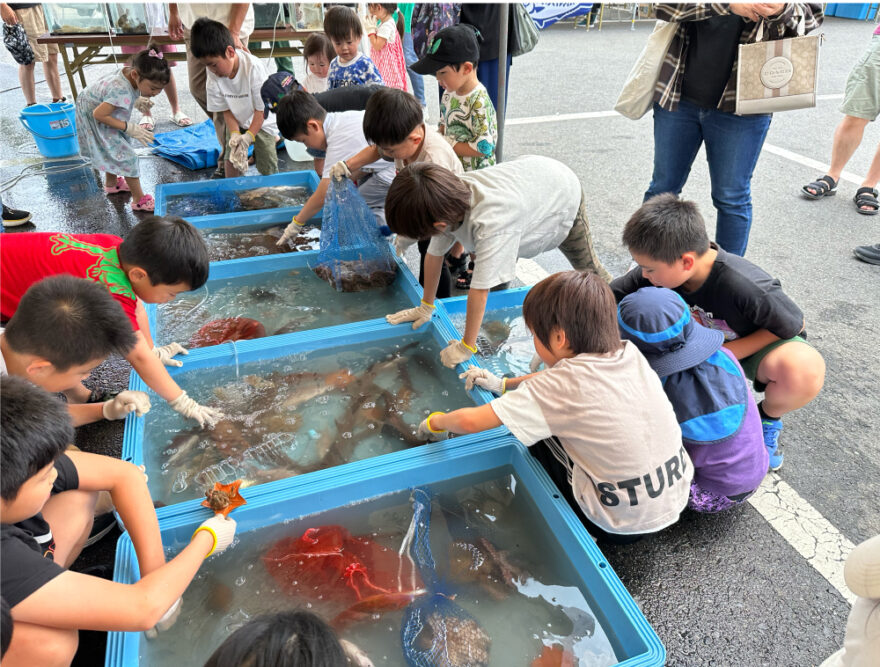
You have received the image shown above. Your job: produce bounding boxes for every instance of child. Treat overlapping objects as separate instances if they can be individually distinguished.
[327,87,462,297]
[384,159,612,368]
[190,17,278,178]
[617,287,768,513]
[203,610,372,667]
[418,271,690,542]
[0,217,223,428]
[1,275,151,427]
[75,48,169,212]
[412,24,496,172]
[323,6,384,89]
[366,4,409,91]
[0,376,237,665]
[302,32,335,94]
[275,90,396,243]
[610,194,826,470]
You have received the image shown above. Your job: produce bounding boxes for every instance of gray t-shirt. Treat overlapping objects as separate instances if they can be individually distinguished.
[426,156,582,290]
[490,342,692,535]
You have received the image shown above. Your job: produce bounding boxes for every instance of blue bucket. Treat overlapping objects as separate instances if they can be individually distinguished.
[19,102,79,158]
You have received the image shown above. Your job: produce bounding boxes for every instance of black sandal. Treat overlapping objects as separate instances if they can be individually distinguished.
[801,175,837,200]
[455,261,475,290]
[853,187,879,216]
[445,252,468,273]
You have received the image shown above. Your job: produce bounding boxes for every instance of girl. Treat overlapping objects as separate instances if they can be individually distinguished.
[302,32,335,94]
[366,4,409,91]
[75,49,169,212]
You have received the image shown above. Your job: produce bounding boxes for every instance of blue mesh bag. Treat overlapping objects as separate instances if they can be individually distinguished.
[314,178,398,292]
[400,489,491,667]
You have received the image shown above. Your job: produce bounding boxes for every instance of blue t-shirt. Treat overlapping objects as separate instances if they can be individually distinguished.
[662,348,767,496]
[327,54,384,89]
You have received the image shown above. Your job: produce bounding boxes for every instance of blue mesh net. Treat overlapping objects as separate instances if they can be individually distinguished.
[401,489,492,667]
[314,178,398,292]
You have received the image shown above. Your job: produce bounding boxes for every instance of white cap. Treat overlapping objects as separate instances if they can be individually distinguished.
[844,534,880,599]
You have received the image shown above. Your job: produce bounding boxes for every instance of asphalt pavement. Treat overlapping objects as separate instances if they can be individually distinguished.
[1,15,878,667]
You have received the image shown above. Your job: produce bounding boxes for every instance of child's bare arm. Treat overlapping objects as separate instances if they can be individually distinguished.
[246,108,265,136]
[428,404,502,435]
[135,300,154,348]
[296,177,329,224]
[342,145,381,173]
[368,34,388,50]
[723,328,780,360]
[92,102,126,130]
[451,142,484,158]
[67,403,107,427]
[502,372,544,391]
[10,531,215,632]
[222,109,239,137]
[421,253,445,305]
[126,333,185,402]
[66,450,165,577]
[463,288,489,348]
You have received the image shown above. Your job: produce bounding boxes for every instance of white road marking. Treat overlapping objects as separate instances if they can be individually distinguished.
[506,110,621,126]
[513,258,856,603]
[762,143,865,185]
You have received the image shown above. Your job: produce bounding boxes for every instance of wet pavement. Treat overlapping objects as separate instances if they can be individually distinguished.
[2,16,878,667]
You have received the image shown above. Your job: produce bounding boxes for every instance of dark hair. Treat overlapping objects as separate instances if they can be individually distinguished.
[323,5,362,42]
[369,4,404,37]
[1,597,10,657]
[385,162,471,239]
[202,611,347,667]
[0,376,72,501]
[363,87,423,146]
[622,194,710,264]
[303,32,335,64]
[117,216,209,289]
[523,271,622,356]
[190,17,234,59]
[276,89,327,140]
[130,48,171,85]
[4,276,136,371]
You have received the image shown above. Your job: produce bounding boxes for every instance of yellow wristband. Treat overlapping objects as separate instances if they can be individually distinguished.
[460,340,477,354]
[292,216,304,227]
[501,377,507,394]
[426,411,447,434]
[420,300,435,309]
[192,525,218,558]
[246,130,255,141]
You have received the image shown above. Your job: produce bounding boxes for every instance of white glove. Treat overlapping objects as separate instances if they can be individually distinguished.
[192,514,237,557]
[169,391,224,428]
[459,366,506,395]
[102,390,152,420]
[125,121,154,147]
[416,412,450,442]
[152,342,189,367]
[276,216,304,246]
[228,131,253,174]
[386,300,434,329]
[134,96,154,114]
[529,353,544,374]
[393,234,417,258]
[144,597,181,639]
[329,160,351,181]
[362,13,378,35]
[440,340,477,369]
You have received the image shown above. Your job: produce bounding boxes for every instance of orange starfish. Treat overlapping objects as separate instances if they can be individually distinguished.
[201,480,247,517]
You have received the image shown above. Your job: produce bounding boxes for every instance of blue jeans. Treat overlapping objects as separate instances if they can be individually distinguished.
[476,55,513,115]
[402,32,426,105]
[646,100,772,256]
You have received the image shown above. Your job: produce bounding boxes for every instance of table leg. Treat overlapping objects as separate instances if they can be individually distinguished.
[73,45,87,88]
[60,45,78,101]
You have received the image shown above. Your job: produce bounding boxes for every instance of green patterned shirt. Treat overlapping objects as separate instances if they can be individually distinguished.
[439,82,498,171]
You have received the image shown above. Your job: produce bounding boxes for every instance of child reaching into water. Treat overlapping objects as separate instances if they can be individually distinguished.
[75,48,169,212]
[302,32,335,94]
[365,4,409,91]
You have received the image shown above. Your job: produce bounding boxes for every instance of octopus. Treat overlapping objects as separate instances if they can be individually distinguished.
[313,260,397,293]
[188,317,267,348]
[414,613,491,667]
[448,537,529,601]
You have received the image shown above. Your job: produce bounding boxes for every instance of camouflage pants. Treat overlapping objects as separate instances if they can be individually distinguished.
[558,189,612,283]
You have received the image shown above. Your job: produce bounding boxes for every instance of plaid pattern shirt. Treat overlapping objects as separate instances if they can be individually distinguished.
[654,3,823,113]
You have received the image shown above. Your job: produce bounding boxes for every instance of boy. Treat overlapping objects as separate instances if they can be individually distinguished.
[610,194,826,470]
[191,17,278,178]
[417,272,690,542]
[0,217,223,427]
[323,6,383,89]
[0,376,236,666]
[384,159,612,368]
[1,276,150,427]
[327,86,463,297]
[261,70,383,116]
[412,24,497,172]
[275,90,396,244]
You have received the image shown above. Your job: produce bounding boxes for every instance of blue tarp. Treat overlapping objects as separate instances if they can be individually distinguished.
[152,119,221,170]
[524,3,593,29]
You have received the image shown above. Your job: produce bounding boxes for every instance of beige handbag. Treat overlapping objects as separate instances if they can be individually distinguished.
[735,15,822,115]
[614,20,678,120]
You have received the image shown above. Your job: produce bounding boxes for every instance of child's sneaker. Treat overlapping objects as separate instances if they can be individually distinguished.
[762,418,784,471]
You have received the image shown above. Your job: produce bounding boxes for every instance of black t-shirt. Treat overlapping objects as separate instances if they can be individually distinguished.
[459,4,520,62]
[1,455,78,607]
[681,14,746,109]
[313,85,383,113]
[610,244,805,342]
[8,4,40,10]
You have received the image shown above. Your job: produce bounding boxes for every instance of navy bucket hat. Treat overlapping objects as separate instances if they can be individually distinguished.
[617,287,724,377]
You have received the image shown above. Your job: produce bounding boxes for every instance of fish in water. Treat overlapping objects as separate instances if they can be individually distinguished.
[236,186,309,210]
[331,589,428,629]
[314,260,397,293]
[202,225,319,262]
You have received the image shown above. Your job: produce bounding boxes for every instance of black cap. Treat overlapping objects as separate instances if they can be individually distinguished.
[260,72,301,116]
[411,24,481,75]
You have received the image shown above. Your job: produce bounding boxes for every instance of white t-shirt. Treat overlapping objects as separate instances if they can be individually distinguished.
[376,17,397,41]
[178,3,254,41]
[207,50,277,135]
[490,342,691,535]
[394,126,463,175]
[303,72,329,94]
[321,111,395,179]
[426,156,582,290]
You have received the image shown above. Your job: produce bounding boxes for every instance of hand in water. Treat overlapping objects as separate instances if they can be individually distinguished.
[459,366,506,395]
[153,342,189,367]
[386,300,434,329]
[169,391,224,428]
[439,340,476,368]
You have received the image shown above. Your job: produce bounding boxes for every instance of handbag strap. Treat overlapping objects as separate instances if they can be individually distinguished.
[755,11,805,42]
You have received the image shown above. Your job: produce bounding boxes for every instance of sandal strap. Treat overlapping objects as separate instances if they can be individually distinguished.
[854,186,878,198]
[805,175,836,192]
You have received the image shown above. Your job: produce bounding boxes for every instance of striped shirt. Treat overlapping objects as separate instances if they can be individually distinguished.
[653,3,823,113]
